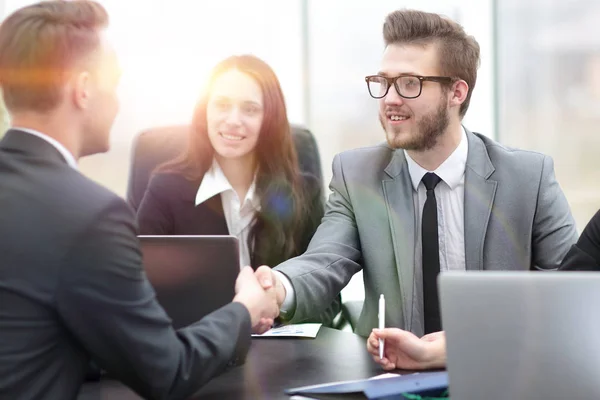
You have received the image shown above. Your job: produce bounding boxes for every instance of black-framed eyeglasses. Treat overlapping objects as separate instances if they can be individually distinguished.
[365,74,453,99]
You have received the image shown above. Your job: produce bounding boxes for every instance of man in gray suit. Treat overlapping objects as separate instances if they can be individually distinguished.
[259,9,578,369]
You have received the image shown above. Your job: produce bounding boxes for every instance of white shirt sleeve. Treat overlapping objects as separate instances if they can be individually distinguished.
[272,270,296,315]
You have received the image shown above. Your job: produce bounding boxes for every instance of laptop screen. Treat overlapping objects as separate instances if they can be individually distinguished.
[139,235,239,329]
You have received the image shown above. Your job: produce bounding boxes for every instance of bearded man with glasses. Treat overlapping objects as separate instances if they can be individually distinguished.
[256,8,577,371]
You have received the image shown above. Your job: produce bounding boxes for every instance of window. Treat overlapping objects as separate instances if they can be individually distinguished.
[496,0,600,230]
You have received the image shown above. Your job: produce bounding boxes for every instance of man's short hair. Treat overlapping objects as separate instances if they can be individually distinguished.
[383,9,480,117]
[0,1,108,112]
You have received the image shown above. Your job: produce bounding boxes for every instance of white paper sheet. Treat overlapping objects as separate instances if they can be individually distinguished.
[251,323,322,338]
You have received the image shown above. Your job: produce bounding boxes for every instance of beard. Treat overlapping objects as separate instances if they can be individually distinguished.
[380,99,450,151]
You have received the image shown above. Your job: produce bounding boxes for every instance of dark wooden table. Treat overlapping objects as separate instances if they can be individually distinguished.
[78,327,387,399]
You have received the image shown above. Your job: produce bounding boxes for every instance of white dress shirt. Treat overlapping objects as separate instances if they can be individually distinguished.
[13,127,78,169]
[405,128,468,334]
[195,160,260,269]
[279,128,469,320]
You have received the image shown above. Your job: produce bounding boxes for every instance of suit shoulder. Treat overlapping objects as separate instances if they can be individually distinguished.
[475,133,549,166]
[333,143,395,180]
[36,167,134,234]
[60,169,129,214]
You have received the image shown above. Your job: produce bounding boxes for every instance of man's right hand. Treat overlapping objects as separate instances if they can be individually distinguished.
[254,265,286,306]
[233,266,279,334]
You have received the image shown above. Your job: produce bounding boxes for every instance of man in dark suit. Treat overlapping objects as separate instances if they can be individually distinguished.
[0,2,278,399]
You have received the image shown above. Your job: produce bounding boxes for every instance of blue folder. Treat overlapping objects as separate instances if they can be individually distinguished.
[284,371,448,399]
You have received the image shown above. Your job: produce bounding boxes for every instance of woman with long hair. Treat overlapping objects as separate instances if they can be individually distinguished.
[136,55,339,325]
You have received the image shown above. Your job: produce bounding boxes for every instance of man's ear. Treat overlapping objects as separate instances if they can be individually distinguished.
[72,71,91,110]
[449,79,469,110]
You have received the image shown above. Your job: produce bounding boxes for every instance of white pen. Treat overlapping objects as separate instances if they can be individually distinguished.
[378,294,385,359]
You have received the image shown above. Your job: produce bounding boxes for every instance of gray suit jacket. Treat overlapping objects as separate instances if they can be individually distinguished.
[275,129,578,337]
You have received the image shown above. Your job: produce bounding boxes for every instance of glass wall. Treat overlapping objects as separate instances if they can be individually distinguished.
[496,0,600,230]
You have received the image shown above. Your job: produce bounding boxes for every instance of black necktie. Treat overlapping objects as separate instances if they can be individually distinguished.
[422,172,442,334]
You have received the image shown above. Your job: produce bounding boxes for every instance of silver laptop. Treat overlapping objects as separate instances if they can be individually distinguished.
[138,235,239,329]
[439,271,600,400]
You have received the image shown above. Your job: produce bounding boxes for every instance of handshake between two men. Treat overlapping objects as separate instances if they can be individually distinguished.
[232,266,286,334]
[231,265,448,372]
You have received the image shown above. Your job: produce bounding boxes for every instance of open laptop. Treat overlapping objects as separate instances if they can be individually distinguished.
[138,235,239,329]
[439,271,600,400]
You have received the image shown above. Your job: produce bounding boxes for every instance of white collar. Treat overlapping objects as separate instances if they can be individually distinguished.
[13,127,78,170]
[404,126,468,191]
[195,159,259,209]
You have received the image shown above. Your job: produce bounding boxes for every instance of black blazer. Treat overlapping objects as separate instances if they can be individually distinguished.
[0,130,251,400]
[136,171,342,325]
[136,171,323,265]
[561,209,600,271]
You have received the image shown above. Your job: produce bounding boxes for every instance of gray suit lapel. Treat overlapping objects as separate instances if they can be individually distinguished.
[464,129,497,271]
[383,150,415,329]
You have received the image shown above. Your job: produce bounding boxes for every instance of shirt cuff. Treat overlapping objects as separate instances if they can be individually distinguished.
[273,270,296,317]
